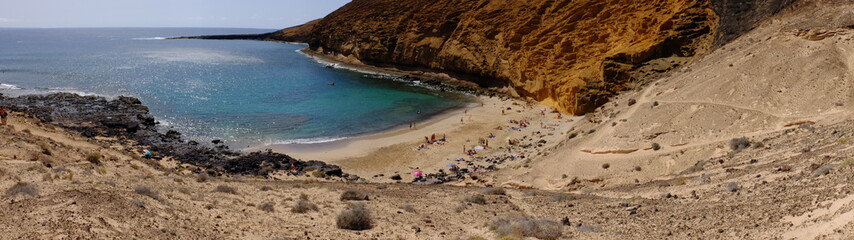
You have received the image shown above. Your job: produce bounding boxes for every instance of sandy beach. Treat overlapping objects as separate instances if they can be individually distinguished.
[264,95,579,183]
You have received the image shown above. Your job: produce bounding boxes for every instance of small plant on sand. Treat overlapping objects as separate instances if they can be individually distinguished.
[726,182,740,192]
[134,185,159,200]
[291,199,319,213]
[39,156,54,168]
[651,143,661,151]
[672,177,687,186]
[839,138,850,144]
[258,202,275,213]
[311,171,327,178]
[601,163,610,169]
[480,187,507,195]
[5,182,38,197]
[86,152,102,165]
[340,190,369,201]
[196,173,211,182]
[489,216,563,240]
[36,141,52,156]
[729,137,751,153]
[336,203,373,230]
[402,204,417,213]
[837,158,854,169]
[464,194,487,205]
[132,198,146,208]
[214,185,238,195]
[627,99,637,106]
[550,193,576,202]
[259,185,273,191]
[454,202,468,213]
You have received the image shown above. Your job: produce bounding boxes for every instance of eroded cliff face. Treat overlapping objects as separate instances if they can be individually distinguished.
[272,0,793,114]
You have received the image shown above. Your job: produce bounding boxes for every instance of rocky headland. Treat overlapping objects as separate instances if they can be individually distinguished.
[0,93,352,180]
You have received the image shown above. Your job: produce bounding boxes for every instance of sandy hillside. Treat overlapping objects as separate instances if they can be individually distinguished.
[499,0,854,189]
[8,100,854,239]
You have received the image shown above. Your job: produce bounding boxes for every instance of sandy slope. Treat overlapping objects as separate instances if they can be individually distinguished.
[499,0,854,190]
[9,103,854,239]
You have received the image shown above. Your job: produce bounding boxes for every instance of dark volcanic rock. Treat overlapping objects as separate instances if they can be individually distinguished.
[0,93,356,180]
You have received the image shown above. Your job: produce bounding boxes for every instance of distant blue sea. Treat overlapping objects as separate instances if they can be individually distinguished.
[0,28,468,147]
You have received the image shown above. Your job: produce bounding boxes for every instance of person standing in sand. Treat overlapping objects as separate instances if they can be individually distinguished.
[0,106,8,125]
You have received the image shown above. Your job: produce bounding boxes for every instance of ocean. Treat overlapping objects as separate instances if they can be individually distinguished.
[0,28,469,148]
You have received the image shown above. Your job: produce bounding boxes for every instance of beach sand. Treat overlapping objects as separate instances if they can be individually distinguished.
[264,96,579,183]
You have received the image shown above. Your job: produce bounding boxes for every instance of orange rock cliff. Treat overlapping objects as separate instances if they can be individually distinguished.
[270,0,794,114]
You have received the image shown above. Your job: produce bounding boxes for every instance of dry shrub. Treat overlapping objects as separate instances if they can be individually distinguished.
[480,187,506,195]
[214,185,238,195]
[340,190,369,201]
[258,202,275,212]
[402,204,417,213]
[454,202,467,213]
[259,185,273,191]
[490,216,563,240]
[336,204,373,230]
[36,141,52,156]
[464,194,487,205]
[5,182,38,197]
[86,152,102,165]
[196,173,211,182]
[550,193,576,202]
[291,200,319,213]
[729,137,751,152]
[134,185,159,200]
[132,198,146,208]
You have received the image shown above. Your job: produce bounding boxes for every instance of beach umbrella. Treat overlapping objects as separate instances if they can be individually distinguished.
[412,171,423,177]
[473,145,485,150]
[447,163,457,167]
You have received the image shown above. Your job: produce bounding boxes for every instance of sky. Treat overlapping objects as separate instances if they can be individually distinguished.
[0,0,350,29]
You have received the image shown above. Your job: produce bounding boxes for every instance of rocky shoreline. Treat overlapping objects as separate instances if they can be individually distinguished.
[0,93,357,181]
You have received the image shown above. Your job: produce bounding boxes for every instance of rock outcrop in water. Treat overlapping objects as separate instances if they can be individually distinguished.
[263,0,793,114]
[0,93,355,179]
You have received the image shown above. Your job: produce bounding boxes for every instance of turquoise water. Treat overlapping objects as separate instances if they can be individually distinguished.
[0,28,468,147]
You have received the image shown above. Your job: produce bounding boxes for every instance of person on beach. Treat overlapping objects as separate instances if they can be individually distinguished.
[425,136,431,144]
[0,106,7,125]
[441,134,446,142]
[431,134,436,143]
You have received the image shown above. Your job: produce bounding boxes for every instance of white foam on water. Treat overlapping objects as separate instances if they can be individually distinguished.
[297,49,399,77]
[132,37,167,40]
[0,83,21,90]
[268,136,350,145]
[141,48,264,65]
[0,85,118,99]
